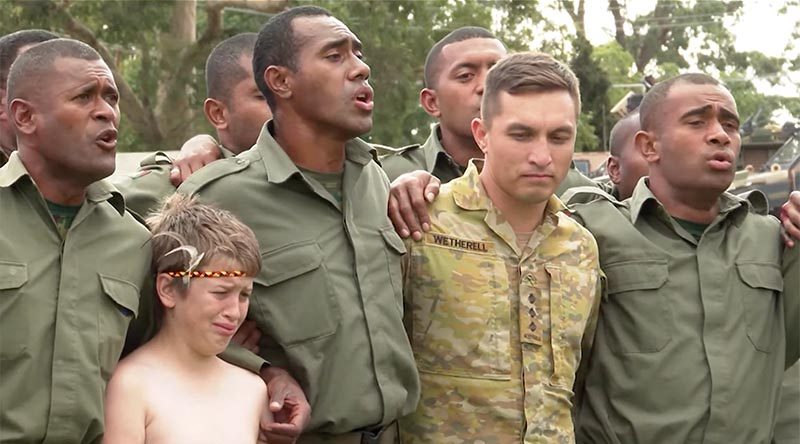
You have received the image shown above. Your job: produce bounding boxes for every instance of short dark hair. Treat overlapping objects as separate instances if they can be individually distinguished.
[481,52,581,125]
[206,33,258,102]
[424,26,500,89]
[7,38,102,102]
[639,73,720,131]
[609,112,640,157]
[0,29,58,89]
[253,5,332,110]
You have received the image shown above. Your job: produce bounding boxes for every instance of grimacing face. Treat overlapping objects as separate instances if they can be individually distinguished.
[164,257,253,356]
[473,90,577,206]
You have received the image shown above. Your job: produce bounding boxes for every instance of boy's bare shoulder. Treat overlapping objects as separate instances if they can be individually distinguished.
[219,359,266,394]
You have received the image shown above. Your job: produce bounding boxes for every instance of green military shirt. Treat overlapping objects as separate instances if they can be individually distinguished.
[0,148,9,168]
[567,178,800,444]
[380,124,464,183]
[112,147,236,220]
[177,122,420,436]
[0,153,152,443]
[774,362,800,444]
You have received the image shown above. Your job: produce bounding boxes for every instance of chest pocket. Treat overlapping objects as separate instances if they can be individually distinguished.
[254,241,340,347]
[0,261,29,360]
[736,261,783,353]
[602,260,672,354]
[98,274,140,381]
[408,245,511,380]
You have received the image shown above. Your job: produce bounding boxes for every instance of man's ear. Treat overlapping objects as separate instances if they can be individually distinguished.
[607,156,622,185]
[419,88,441,119]
[156,274,181,310]
[9,98,35,136]
[265,66,292,101]
[471,117,489,156]
[635,130,659,164]
[203,98,228,131]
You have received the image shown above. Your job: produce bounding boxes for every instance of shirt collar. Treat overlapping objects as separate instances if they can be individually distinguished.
[0,151,126,215]
[423,124,457,170]
[629,176,749,227]
[451,158,566,216]
[257,120,377,184]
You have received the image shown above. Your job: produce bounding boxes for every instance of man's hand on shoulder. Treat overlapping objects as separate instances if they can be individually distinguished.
[388,170,440,241]
[258,366,311,444]
[169,134,223,186]
[781,191,800,248]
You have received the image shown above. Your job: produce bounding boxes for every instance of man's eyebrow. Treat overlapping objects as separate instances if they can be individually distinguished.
[680,104,712,120]
[506,122,533,133]
[548,125,574,135]
[320,36,361,54]
[450,61,478,73]
[719,107,740,124]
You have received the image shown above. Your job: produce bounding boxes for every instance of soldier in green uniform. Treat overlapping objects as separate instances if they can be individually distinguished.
[113,33,271,220]
[565,73,800,444]
[0,38,152,443]
[566,107,800,444]
[605,111,646,200]
[0,29,57,166]
[177,6,419,444]
[401,52,601,443]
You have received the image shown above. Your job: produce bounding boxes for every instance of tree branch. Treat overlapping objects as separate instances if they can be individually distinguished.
[52,0,163,144]
[607,0,627,47]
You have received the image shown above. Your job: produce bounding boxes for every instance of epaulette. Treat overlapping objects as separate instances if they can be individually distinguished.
[561,186,623,207]
[736,189,770,216]
[138,151,174,167]
[181,156,252,193]
[374,143,421,158]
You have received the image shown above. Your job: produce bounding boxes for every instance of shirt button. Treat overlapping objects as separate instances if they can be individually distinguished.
[528,293,535,304]
[9,269,16,276]
[528,307,536,317]
[236,159,245,165]
[529,322,537,332]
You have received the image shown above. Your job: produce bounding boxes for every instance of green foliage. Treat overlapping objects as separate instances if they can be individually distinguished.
[571,37,609,151]
[1,0,796,152]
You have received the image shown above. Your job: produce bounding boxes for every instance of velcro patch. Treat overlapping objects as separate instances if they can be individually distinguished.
[424,232,494,254]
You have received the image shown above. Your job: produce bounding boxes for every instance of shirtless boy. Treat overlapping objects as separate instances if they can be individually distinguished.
[103,194,266,444]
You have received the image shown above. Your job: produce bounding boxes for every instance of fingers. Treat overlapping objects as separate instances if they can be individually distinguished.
[781,202,800,247]
[394,180,423,240]
[388,193,410,238]
[424,178,441,203]
[231,320,261,354]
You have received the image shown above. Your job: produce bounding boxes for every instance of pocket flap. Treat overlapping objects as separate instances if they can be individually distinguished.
[258,241,323,286]
[0,261,27,290]
[736,262,783,292]
[605,259,668,294]
[380,227,407,255]
[99,274,141,317]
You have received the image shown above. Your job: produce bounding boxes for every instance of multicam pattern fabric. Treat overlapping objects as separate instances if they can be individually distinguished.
[401,160,602,444]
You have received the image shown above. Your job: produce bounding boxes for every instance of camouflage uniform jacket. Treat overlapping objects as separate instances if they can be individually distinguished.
[400,160,602,444]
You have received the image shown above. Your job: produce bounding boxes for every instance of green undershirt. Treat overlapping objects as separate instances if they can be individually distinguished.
[299,166,344,205]
[673,217,709,241]
[46,200,81,238]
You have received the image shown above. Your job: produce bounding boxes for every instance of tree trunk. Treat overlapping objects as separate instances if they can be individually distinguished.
[155,0,197,150]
